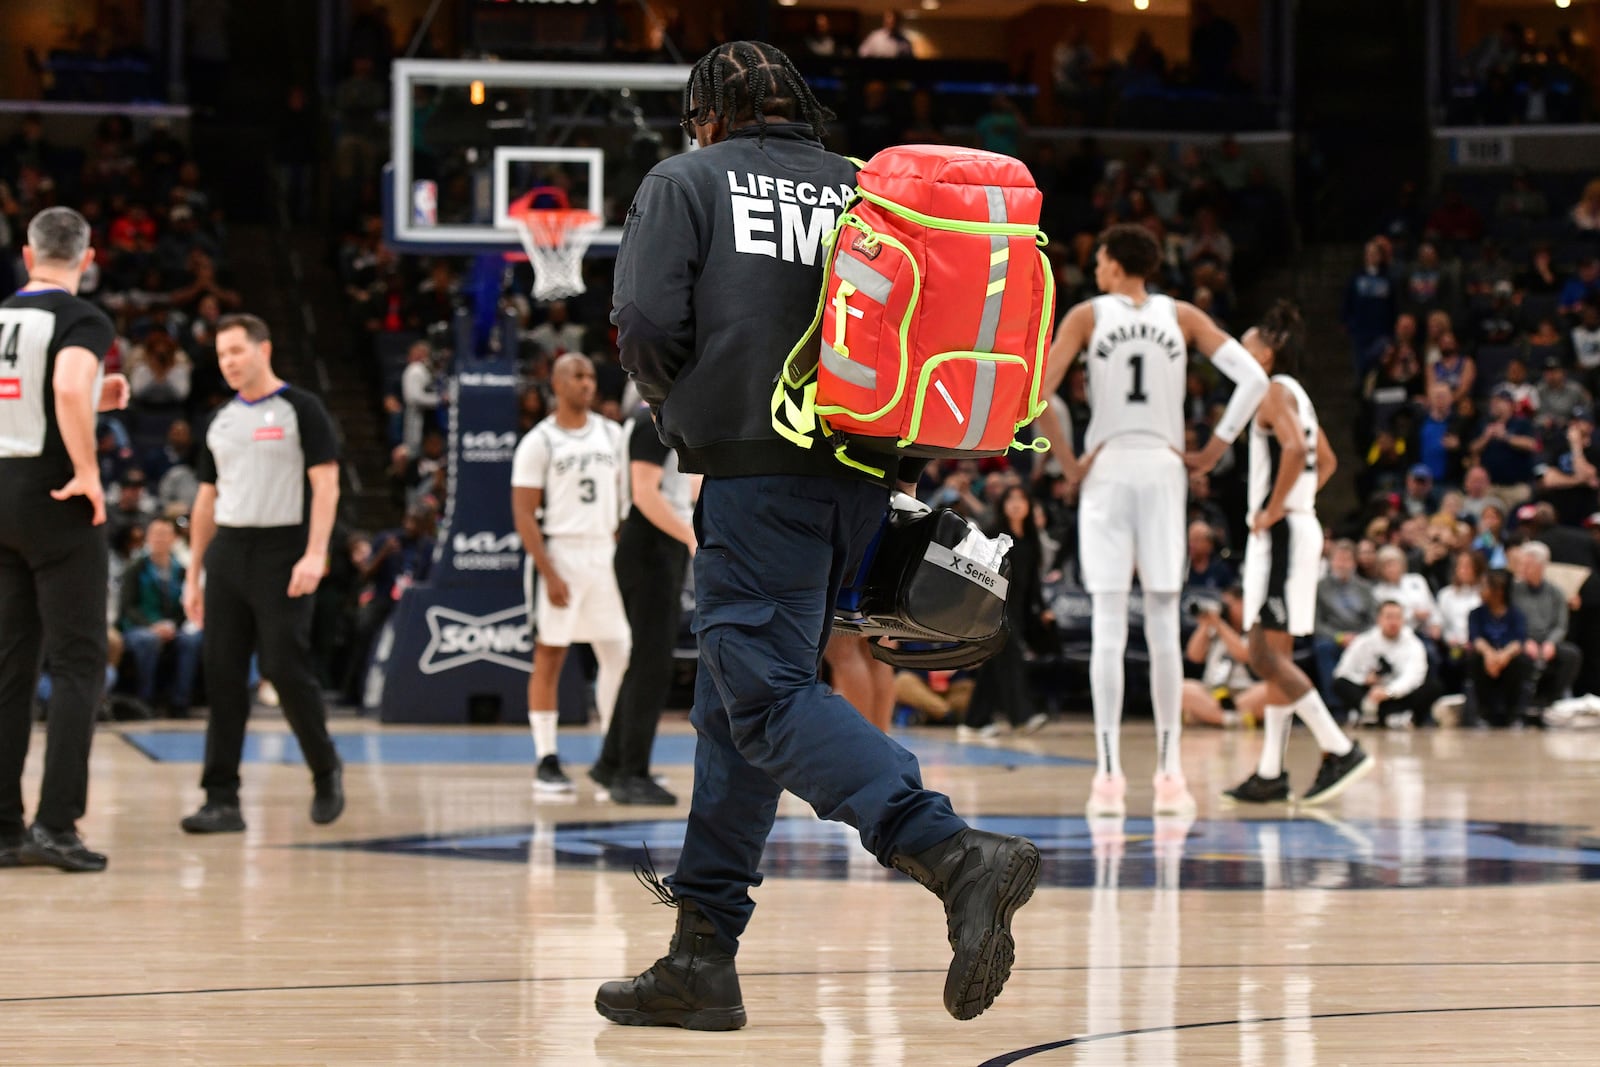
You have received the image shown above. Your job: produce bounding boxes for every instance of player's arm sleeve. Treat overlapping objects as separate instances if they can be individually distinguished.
[1204,337,1270,444]
[56,306,116,361]
[511,430,548,490]
[612,174,700,410]
[292,392,341,467]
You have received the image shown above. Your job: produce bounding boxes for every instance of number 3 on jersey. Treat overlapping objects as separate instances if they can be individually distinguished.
[578,478,596,504]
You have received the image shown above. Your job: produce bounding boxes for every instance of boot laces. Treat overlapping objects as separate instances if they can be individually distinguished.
[633,845,680,910]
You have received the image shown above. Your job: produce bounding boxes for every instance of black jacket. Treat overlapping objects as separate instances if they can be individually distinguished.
[614,122,903,483]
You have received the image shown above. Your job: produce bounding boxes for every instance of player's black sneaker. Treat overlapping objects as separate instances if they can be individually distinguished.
[1223,772,1291,804]
[182,802,246,834]
[890,828,1041,1021]
[596,891,745,1030]
[311,768,345,825]
[608,776,678,806]
[534,754,575,795]
[1299,743,1374,807]
[17,824,107,872]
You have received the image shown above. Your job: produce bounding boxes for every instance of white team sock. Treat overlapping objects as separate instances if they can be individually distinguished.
[1090,592,1129,778]
[1292,689,1354,756]
[1144,592,1184,778]
[590,639,631,734]
[529,710,559,761]
[1258,704,1293,779]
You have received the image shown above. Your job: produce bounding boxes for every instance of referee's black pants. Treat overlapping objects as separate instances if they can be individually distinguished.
[0,475,107,835]
[595,521,689,783]
[200,528,341,803]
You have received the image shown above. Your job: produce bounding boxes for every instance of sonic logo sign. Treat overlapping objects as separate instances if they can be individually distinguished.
[418,604,534,675]
[450,530,522,571]
[460,430,518,463]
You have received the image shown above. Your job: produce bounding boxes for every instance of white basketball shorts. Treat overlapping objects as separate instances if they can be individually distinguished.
[1242,511,1323,637]
[525,539,631,647]
[1077,443,1188,595]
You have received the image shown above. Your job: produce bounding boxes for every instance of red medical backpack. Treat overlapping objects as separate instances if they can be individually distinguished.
[773,144,1055,476]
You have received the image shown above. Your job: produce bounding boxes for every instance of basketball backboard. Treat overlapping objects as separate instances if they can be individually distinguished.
[386,59,694,257]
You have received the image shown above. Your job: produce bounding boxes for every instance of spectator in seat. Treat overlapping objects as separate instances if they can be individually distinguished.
[1372,545,1438,636]
[1474,281,1524,347]
[1182,207,1233,270]
[1400,464,1439,518]
[1342,239,1397,373]
[1495,170,1549,219]
[1560,256,1600,317]
[1536,404,1600,531]
[1471,387,1541,506]
[1333,600,1440,728]
[1571,301,1600,393]
[1466,569,1532,728]
[1315,540,1378,703]
[118,517,203,718]
[1425,185,1483,244]
[1518,242,1564,297]
[527,299,586,359]
[1536,358,1591,431]
[803,13,842,58]
[1464,239,1516,299]
[1417,383,1468,484]
[341,506,436,706]
[108,469,159,539]
[859,11,914,59]
[1572,178,1600,233]
[1181,586,1266,728]
[975,95,1026,160]
[1185,520,1233,592]
[128,327,192,407]
[399,340,439,455]
[1400,241,1455,322]
[1460,465,1496,521]
[1472,500,1510,569]
[1496,355,1538,413]
[1512,541,1582,715]
[1436,549,1486,695]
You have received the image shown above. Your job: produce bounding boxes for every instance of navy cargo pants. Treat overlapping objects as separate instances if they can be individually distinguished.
[669,475,967,953]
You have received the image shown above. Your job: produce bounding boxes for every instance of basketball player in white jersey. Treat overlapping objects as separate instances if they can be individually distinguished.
[1212,302,1372,806]
[511,353,631,793]
[1036,224,1269,818]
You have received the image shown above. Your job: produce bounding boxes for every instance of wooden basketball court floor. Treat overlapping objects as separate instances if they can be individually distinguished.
[5,718,1600,1065]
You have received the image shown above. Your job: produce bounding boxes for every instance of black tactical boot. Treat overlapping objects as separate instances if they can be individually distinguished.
[595,899,746,1031]
[890,828,1041,1021]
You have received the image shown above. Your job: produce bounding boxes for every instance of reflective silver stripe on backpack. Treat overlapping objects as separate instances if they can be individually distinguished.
[834,254,893,304]
[821,342,876,389]
[958,186,1011,451]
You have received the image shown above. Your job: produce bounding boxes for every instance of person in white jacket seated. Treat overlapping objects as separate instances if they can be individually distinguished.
[1331,601,1443,728]
[1371,545,1439,637]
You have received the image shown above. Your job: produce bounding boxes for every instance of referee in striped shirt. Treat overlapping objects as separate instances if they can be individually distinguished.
[179,314,345,833]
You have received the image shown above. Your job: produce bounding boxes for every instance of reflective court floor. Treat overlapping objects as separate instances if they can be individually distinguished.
[5,720,1600,1065]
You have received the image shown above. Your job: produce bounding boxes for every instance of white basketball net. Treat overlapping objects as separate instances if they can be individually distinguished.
[516,211,601,302]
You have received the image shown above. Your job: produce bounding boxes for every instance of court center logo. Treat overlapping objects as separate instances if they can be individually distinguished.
[417,604,533,675]
[322,815,1600,891]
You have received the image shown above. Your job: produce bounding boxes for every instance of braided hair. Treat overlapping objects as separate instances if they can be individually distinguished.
[681,41,834,143]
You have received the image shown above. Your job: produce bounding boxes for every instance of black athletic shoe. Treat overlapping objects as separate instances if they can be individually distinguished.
[311,768,345,825]
[1223,772,1291,805]
[890,828,1042,1021]
[608,776,678,806]
[181,802,246,834]
[0,829,26,869]
[17,824,107,872]
[535,754,575,795]
[596,898,746,1031]
[1299,743,1374,807]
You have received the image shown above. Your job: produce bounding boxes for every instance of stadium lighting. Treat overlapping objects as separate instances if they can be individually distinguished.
[470,80,485,105]
[922,0,941,8]
[1134,0,1150,9]
[1555,0,1570,8]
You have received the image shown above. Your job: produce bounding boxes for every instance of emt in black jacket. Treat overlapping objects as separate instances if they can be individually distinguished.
[596,41,1040,1032]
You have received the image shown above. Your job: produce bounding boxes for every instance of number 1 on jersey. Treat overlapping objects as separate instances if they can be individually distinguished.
[1126,353,1148,403]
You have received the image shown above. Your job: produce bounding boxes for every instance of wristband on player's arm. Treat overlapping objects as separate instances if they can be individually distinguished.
[1207,337,1270,444]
